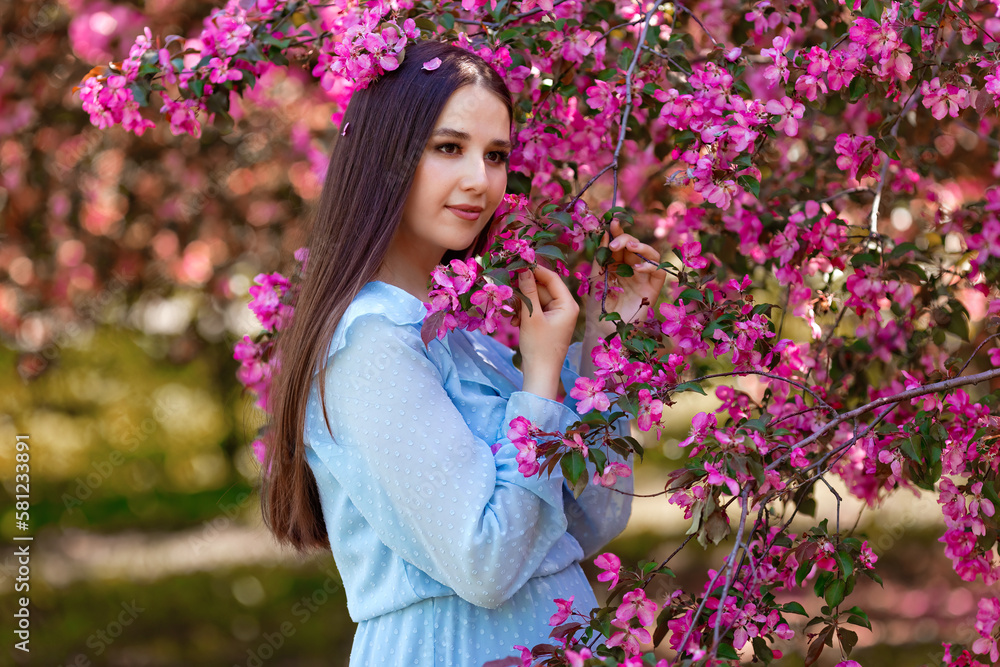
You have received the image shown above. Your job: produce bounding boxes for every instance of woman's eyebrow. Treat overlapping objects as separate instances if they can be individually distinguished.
[431,127,512,151]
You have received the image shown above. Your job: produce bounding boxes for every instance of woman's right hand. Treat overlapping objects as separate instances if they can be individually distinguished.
[515,266,579,401]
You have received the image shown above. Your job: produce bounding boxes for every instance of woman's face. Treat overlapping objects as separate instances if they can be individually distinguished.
[394,84,511,265]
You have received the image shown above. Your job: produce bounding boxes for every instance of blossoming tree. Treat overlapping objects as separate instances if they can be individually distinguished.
[65,0,1000,664]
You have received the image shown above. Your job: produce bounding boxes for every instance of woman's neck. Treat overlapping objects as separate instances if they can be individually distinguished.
[374,252,442,304]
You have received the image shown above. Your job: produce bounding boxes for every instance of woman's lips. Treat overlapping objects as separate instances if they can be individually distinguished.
[446,206,482,221]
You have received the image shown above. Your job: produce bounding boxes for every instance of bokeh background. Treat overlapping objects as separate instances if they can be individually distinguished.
[1,1,993,665]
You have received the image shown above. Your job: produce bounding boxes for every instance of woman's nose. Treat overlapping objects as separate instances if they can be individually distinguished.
[460,156,489,192]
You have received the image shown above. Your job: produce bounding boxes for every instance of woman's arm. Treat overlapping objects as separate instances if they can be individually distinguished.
[318,313,579,609]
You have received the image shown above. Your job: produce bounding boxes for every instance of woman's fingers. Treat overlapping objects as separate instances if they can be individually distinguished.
[517,268,542,315]
[607,219,660,269]
[531,265,574,310]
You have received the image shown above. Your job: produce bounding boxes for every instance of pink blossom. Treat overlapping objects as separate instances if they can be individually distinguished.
[512,645,533,667]
[636,388,664,433]
[595,552,621,589]
[704,461,741,495]
[765,96,805,136]
[502,238,536,264]
[972,597,1000,663]
[562,433,588,457]
[248,272,293,331]
[605,617,651,657]
[921,76,971,120]
[570,376,610,414]
[548,596,575,626]
[251,438,267,464]
[616,589,658,626]
[208,56,242,84]
[593,462,632,487]
[761,33,792,87]
[564,647,593,667]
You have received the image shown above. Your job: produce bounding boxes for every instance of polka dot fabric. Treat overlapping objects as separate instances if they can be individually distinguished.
[303,281,633,666]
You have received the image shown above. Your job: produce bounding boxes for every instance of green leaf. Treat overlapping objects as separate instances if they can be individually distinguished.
[672,382,706,395]
[948,311,970,341]
[848,76,868,101]
[678,287,704,303]
[740,417,769,433]
[673,129,695,146]
[783,601,808,616]
[716,643,739,660]
[214,111,234,135]
[589,447,607,471]
[188,78,205,98]
[850,252,879,268]
[846,613,871,630]
[737,175,761,198]
[845,605,872,630]
[535,245,566,262]
[701,319,729,341]
[561,450,587,486]
[889,241,920,259]
[835,551,854,578]
[824,579,846,608]
[863,0,882,20]
[752,636,775,664]
[439,12,455,30]
[615,264,634,277]
[497,27,521,42]
[617,47,634,71]
[595,246,612,266]
[876,135,900,160]
[128,82,149,107]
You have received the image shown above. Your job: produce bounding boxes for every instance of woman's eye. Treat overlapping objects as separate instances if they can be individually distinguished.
[437,143,460,154]
[487,151,510,164]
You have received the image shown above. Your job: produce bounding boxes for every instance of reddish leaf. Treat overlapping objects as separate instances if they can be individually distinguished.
[804,625,834,667]
[420,311,444,347]
[481,659,520,667]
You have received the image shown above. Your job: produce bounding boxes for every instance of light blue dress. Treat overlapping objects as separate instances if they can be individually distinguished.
[303,281,633,666]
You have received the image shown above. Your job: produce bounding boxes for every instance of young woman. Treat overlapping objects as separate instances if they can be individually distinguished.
[260,40,666,666]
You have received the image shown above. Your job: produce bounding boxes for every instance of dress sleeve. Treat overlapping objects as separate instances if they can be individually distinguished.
[558,342,634,558]
[319,313,580,609]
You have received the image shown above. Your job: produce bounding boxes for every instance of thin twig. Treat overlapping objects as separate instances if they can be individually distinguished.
[711,495,753,649]
[957,332,1000,376]
[656,534,695,571]
[680,370,838,418]
[764,367,1000,471]
[675,3,719,47]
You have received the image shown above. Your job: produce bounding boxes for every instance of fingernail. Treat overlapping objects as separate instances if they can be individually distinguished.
[628,240,638,248]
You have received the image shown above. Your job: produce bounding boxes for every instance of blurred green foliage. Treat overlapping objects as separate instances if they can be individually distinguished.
[1,326,260,537]
[3,562,355,666]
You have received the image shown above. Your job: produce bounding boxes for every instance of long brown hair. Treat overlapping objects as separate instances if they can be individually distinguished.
[260,40,514,551]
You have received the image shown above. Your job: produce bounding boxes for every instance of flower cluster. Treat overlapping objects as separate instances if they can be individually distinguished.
[313,7,419,92]
[233,247,308,461]
[422,257,515,341]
